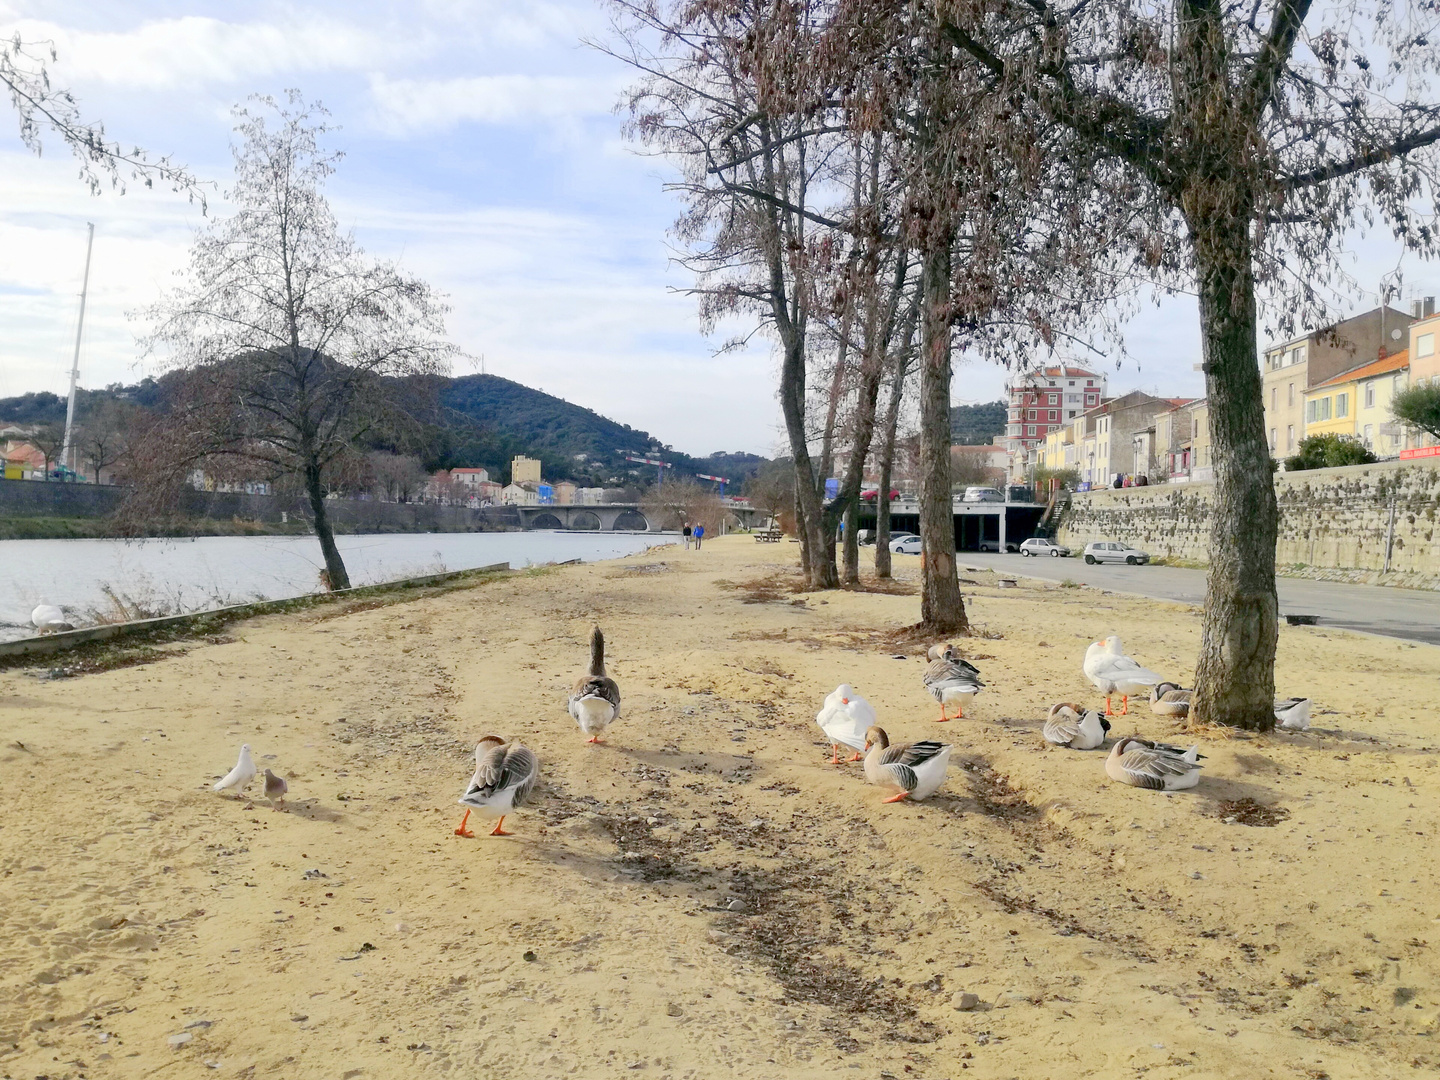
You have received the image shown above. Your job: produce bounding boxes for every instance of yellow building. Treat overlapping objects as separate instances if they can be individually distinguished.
[1040,426,1073,471]
[510,455,542,484]
[1304,368,1366,439]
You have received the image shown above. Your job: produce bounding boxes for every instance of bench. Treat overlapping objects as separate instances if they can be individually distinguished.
[754,529,783,543]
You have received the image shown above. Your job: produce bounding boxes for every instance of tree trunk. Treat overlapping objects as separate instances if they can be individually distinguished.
[304,455,351,590]
[874,298,917,579]
[1188,223,1277,730]
[917,236,967,631]
[842,501,860,584]
[781,327,836,588]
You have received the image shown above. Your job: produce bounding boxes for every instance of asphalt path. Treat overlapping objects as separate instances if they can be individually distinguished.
[940,551,1440,646]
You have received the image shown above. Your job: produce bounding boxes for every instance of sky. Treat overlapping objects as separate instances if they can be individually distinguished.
[2,1,1438,458]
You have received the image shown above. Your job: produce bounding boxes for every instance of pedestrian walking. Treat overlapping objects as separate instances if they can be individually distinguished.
[682,524,692,549]
[694,524,705,550]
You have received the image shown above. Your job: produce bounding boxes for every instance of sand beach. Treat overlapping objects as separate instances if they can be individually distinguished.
[2,536,1438,1079]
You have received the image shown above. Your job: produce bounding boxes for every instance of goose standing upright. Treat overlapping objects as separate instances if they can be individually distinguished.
[815,684,877,763]
[862,726,952,802]
[923,646,984,722]
[1083,635,1164,715]
[455,736,538,837]
[568,626,621,743]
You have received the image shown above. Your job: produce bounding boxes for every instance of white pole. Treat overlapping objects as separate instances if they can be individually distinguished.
[60,222,95,479]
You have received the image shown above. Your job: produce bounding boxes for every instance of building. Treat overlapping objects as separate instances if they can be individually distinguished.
[501,482,539,506]
[576,487,606,505]
[477,480,503,503]
[450,467,490,487]
[1302,351,1410,453]
[1261,305,1413,458]
[1155,399,1212,482]
[1002,365,1107,458]
[949,443,1009,487]
[1039,425,1074,472]
[4,442,44,480]
[553,480,578,504]
[510,456,542,484]
[1405,304,1440,452]
[1085,390,1184,484]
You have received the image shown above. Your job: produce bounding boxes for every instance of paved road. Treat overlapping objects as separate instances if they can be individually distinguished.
[948,551,1440,646]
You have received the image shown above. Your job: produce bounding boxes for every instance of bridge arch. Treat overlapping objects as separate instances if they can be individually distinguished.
[570,511,601,531]
[611,510,649,531]
[532,512,564,530]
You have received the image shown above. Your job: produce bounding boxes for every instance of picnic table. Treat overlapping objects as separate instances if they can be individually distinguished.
[753,528,783,543]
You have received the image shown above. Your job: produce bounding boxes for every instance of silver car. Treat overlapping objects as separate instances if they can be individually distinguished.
[1019,537,1070,557]
[1082,540,1150,565]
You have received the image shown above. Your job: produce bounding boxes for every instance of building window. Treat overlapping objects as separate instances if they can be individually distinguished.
[1363,424,1374,447]
[1288,382,1295,406]
[1048,393,1058,404]
[1270,387,1277,411]
[1419,332,1435,358]
[1365,382,1376,408]
[1289,345,1306,365]
[1067,393,1079,403]
[1048,410,1057,421]
[1336,392,1348,418]
[1269,428,1276,450]
[1026,425,1036,436]
[1306,397,1332,423]
[1393,374,1404,395]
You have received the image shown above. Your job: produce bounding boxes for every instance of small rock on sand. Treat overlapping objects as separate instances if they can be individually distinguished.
[952,992,980,1011]
[168,1032,193,1048]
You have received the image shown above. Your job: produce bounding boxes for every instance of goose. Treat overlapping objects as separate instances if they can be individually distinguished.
[1043,703,1111,749]
[1083,635,1163,715]
[816,684,878,763]
[1274,697,1312,731]
[568,626,621,743]
[923,646,984,722]
[455,736,538,837]
[30,602,74,634]
[1105,734,1202,791]
[1150,682,1193,718]
[213,743,257,799]
[862,725,952,803]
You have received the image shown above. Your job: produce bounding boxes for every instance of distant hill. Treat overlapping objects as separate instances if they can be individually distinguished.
[949,400,1007,445]
[0,373,767,489]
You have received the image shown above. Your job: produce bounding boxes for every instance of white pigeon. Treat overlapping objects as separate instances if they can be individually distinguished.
[213,744,257,799]
[1274,697,1312,730]
[31,602,74,634]
[1083,635,1164,716]
[816,684,878,763]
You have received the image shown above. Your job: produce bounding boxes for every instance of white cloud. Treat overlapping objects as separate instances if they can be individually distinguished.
[367,72,624,133]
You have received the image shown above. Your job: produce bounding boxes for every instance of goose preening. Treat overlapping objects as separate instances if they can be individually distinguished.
[30,603,74,634]
[1150,682,1193,719]
[213,743,257,799]
[568,626,621,743]
[816,684,878,763]
[1274,697,1312,731]
[1043,703,1111,749]
[263,768,288,810]
[456,736,538,837]
[862,725,952,803]
[1105,735,1202,791]
[1083,635,1164,715]
[923,645,984,722]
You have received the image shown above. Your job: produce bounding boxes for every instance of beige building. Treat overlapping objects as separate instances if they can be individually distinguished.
[1154,399,1211,481]
[554,480,579,505]
[1406,306,1440,450]
[1262,305,1413,458]
[510,455,542,484]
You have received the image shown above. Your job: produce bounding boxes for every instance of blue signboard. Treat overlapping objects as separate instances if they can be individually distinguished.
[824,478,839,500]
[537,483,553,505]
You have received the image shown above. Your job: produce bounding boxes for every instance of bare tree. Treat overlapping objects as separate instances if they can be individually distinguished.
[936,0,1440,727]
[76,399,139,484]
[28,421,66,479]
[642,478,725,533]
[3,35,202,203]
[368,450,428,503]
[140,93,456,589]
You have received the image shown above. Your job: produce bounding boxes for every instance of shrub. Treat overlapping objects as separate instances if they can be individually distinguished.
[1284,433,1377,471]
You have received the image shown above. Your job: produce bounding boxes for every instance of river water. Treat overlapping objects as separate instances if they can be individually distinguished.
[0,531,673,640]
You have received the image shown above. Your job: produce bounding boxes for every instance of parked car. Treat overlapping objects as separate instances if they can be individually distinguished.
[1019,537,1071,558]
[961,486,1005,503]
[978,539,1020,553]
[890,534,924,555]
[1082,540,1151,565]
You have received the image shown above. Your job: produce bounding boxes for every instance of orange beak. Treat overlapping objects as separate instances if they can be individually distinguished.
[841,697,849,704]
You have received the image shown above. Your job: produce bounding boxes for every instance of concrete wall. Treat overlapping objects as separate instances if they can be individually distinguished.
[1056,460,1440,575]
[0,478,522,533]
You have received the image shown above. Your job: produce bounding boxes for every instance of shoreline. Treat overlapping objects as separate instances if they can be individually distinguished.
[3,536,1437,1078]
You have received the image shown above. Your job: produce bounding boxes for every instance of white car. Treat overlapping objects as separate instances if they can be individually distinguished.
[1082,541,1151,565]
[890,535,924,555]
[1019,537,1071,558]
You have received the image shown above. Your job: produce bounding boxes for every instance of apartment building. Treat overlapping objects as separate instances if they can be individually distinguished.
[1002,366,1107,458]
[1261,305,1414,458]
[1303,351,1410,453]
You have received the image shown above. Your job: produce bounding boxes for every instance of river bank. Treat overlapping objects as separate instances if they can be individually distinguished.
[2,537,1437,1078]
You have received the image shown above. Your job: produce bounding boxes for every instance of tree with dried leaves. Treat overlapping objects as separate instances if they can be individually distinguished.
[139,92,456,589]
[935,0,1440,727]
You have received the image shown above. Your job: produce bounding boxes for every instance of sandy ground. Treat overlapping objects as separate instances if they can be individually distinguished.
[3,536,1439,1080]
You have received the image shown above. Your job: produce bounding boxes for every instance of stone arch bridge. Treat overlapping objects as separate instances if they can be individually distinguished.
[513,502,762,532]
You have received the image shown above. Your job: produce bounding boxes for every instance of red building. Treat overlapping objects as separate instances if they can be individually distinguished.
[1003,366,1108,457]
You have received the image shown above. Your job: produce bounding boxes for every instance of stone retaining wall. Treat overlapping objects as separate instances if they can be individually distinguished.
[1056,460,1440,576]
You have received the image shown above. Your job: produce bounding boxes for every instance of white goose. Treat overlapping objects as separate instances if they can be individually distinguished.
[816,684,878,764]
[455,736,538,837]
[863,725,952,803]
[568,626,621,744]
[922,646,984,722]
[1274,697,1312,730]
[1083,635,1164,716]
[1105,735,1202,791]
[31,602,74,634]
[1043,703,1111,749]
